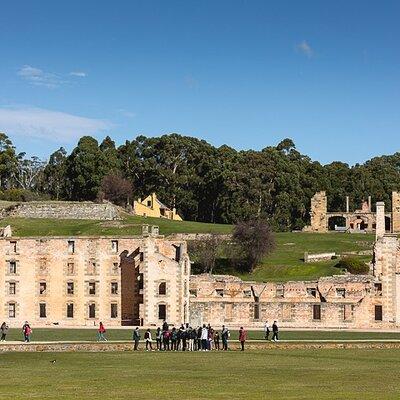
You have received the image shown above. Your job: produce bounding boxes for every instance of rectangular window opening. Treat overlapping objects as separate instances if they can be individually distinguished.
[67,303,74,318]
[40,303,47,318]
[313,304,321,320]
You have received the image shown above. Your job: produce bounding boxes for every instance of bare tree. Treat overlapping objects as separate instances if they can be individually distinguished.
[188,234,223,274]
[14,154,47,190]
[98,173,133,206]
[232,218,275,272]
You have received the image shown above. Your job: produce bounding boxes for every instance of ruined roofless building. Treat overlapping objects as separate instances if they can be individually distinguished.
[189,202,400,329]
[0,226,190,327]
[303,191,400,233]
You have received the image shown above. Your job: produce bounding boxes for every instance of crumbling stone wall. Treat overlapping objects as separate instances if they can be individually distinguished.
[392,192,400,233]
[189,273,384,329]
[6,201,121,220]
[303,191,327,232]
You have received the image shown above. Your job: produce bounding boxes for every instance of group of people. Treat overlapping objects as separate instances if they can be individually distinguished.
[133,322,231,351]
[1,319,280,349]
[0,321,32,342]
[263,320,280,342]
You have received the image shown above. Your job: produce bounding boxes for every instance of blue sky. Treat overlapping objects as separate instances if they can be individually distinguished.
[0,0,399,165]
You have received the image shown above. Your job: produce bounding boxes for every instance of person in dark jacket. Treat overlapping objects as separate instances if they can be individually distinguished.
[163,329,170,351]
[0,322,9,341]
[133,327,141,350]
[214,331,220,350]
[162,320,169,332]
[156,327,162,350]
[196,326,202,351]
[171,327,178,351]
[272,321,279,342]
[221,325,230,351]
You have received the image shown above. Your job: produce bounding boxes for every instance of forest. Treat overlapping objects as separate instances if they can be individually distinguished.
[0,132,399,231]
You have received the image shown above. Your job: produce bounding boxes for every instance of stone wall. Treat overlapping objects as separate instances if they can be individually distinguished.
[189,273,384,329]
[392,192,400,233]
[303,191,327,232]
[2,341,400,352]
[5,201,121,220]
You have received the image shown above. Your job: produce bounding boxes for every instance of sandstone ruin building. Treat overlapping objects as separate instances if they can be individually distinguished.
[0,227,190,327]
[1,202,400,329]
[303,191,400,233]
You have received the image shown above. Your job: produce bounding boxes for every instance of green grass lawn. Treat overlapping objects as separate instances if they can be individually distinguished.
[3,328,400,342]
[1,214,377,282]
[1,215,232,236]
[238,232,375,282]
[0,349,399,399]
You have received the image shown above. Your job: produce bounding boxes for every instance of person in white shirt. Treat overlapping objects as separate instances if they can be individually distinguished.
[145,328,153,351]
[201,324,209,351]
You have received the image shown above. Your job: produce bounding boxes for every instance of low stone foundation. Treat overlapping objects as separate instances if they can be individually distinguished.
[3,201,121,220]
[1,340,400,352]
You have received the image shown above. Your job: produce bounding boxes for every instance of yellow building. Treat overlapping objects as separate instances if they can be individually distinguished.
[133,193,182,221]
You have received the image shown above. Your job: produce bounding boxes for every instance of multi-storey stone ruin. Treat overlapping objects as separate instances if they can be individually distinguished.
[1,202,400,329]
[190,202,400,329]
[0,228,190,327]
[303,191,400,233]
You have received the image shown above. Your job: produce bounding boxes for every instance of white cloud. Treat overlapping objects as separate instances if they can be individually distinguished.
[296,40,314,58]
[0,106,112,143]
[17,65,64,88]
[117,109,136,118]
[70,71,87,77]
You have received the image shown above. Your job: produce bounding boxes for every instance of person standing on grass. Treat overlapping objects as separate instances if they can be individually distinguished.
[214,330,220,350]
[144,328,153,351]
[171,327,178,351]
[239,327,247,351]
[97,322,107,341]
[1,322,9,341]
[208,325,214,351]
[162,320,169,332]
[22,321,31,342]
[264,321,270,340]
[272,321,279,342]
[221,325,230,351]
[201,324,208,351]
[133,327,141,350]
[189,326,196,351]
[163,328,170,351]
[156,327,162,351]
[196,326,202,351]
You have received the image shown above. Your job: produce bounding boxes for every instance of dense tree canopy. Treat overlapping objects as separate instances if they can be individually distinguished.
[0,132,399,231]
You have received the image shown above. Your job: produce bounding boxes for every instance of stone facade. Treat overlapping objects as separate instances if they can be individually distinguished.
[0,234,190,327]
[189,202,400,329]
[3,201,121,220]
[303,191,398,233]
[392,192,400,233]
[189,274,379,329]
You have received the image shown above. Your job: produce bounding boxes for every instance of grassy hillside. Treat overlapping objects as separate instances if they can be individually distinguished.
[0,215,232,236]
[1,214,377,282]
[217,232,375,282]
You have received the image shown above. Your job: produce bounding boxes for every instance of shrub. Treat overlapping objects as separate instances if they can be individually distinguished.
[334,257,370,275]
[232,218,275,273]
[0,189,49,202]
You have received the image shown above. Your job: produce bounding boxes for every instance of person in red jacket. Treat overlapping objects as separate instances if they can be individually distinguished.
[97,322,107,341]
[239,327,247,351]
